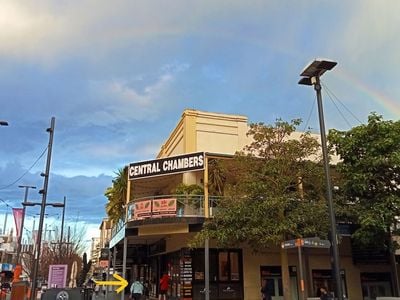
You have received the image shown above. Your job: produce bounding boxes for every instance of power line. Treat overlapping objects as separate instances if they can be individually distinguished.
[0,197,12,210]
[0,146,48,191]
[323,87,353,128]
[321,81,363,125]
[302,93,317,132]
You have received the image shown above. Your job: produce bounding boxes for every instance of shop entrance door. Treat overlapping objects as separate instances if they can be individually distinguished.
[260,266,298,300]
[361,272,393,300]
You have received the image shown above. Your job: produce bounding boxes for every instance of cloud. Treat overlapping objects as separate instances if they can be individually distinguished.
[0,0,275,63]
[82,63,190,125]
[0,162,111,221]
[337,1,400,67]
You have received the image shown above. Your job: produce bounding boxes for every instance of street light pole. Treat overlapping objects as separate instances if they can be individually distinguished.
[30,117,55,300]
[299,59,343,300]
[15,185,36,265]
[59,196,66,262]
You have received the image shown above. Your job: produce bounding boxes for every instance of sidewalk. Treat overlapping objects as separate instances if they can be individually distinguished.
[91,291,130,300]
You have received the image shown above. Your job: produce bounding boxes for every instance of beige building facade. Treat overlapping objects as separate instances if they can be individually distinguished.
[108,109,396,300]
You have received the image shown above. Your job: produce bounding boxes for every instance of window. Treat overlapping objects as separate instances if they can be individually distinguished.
[192,249,242,282]
[230,252,240,281]
[219,252,229,281]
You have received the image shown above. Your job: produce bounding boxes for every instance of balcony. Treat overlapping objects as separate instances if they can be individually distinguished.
[127,194,220,221]
[109,195,221,244]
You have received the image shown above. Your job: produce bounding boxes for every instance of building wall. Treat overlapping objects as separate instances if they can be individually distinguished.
[158,109,249,158]
[120,109,393,299]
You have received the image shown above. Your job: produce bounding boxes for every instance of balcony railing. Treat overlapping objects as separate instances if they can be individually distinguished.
[110,195,221,240]
[127,194,221,221]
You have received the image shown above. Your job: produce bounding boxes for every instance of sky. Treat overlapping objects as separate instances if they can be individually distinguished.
[0,0,399,251]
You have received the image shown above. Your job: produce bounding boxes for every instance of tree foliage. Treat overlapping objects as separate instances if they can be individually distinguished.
[328,113,400,247]
[105,167,127,224]
[22,222,88,285]
[193,118,330,250]
[77,253,92,287]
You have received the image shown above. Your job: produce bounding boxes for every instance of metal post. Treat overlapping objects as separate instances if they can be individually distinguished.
[121,237,127,300]
[313,77,343,300]
[0,212,8,263]
[44,223,48,243]
[106,247,111,298]
[204,156,210,300]
[59,196,66,262]
[3,212,8,235]
[297,242,305,300]
[390,230,400,296]
[30,117,55,300]
[204,238,210,300]
[67,226,71,257]
[16,185,36,265]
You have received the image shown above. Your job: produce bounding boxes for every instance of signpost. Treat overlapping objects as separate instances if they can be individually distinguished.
[281,237,331,300]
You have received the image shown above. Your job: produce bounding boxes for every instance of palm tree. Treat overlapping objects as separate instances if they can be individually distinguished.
[208,159,227,196]
[105,167,127,224]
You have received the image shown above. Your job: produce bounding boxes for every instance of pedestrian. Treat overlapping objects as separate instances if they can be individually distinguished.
[94,283,99,298]
[260,279,271,300]
[143,280,150,300]
[158,272,170,300]
[130,278,144,300]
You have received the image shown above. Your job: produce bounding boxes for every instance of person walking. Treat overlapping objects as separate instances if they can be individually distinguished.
[260,279,271,300]
[130,279,144,300]
[158,273,170,300]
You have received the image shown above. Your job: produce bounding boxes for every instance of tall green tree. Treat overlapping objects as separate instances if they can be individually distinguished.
[328,113,400,247]
[105,167,128,224]
[193,119,330,300]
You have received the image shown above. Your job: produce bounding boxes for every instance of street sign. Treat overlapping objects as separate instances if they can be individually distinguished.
[282,237,331,249]
[281,239,297,249]
[303,237,331,248]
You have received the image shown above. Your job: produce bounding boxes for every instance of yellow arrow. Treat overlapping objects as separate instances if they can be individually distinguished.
[93,273,128,293]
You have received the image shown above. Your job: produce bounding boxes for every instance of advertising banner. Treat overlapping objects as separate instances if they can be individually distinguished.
[152,198,177,217]
[133,200,152,220]
[12,208,24,238]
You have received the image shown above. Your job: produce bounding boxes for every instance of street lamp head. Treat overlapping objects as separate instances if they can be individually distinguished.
[298,77,313,86]
[299,59,337,78]
[22,202,40,207]
[23,201,64,207]
[0,121,8,126]
[18,185,36,189]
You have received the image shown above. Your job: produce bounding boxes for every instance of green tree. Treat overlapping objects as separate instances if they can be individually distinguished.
[193,119,330,300]
[208,159,227,196]
[328,113,400,247]
[105,167,128,224]
[77,252,92,287]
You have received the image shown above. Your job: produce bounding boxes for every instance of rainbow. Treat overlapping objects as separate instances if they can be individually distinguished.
[334,68,400,118]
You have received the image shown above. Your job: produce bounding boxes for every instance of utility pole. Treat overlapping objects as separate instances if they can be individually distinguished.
[2,212,8,235]
[15,185,36,265]
[0,213,8,264]
[59,196,66,261]
[30,117,55,300]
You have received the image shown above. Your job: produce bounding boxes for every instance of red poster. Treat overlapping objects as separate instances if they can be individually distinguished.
[134,200,152,220]
[12,208,24,238]
[152,198,177,217]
